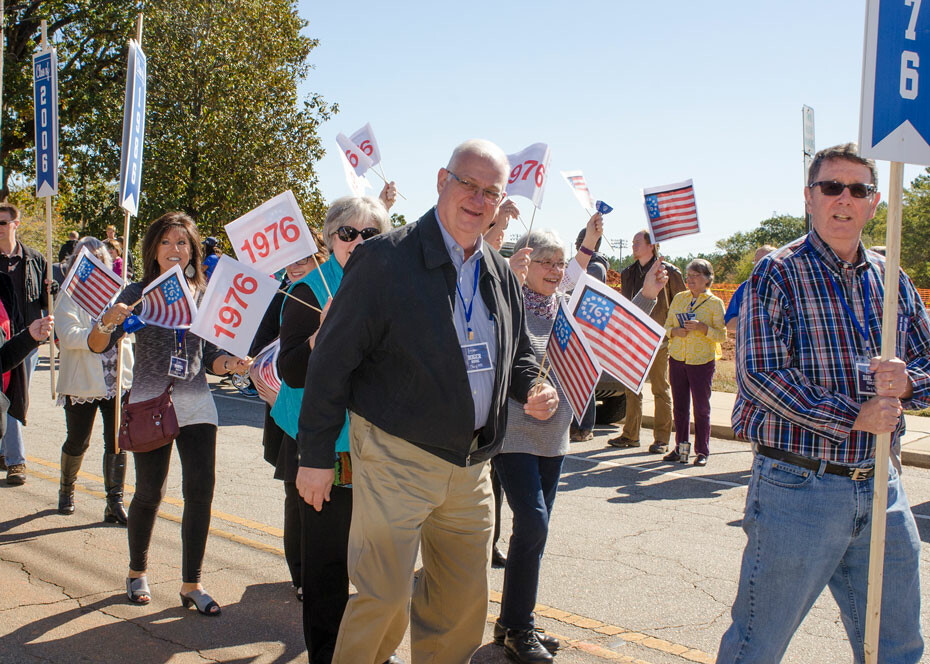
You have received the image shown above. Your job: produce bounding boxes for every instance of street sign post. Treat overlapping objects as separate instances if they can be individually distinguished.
[859,2,927,661]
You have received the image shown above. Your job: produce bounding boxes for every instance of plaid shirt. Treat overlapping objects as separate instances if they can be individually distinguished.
[732,230,930,464]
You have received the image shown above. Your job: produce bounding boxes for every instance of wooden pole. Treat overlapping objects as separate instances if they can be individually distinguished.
[114,13,143,454]
[311,254,333,300]
[277,288,322,314]
[863,160,904,663]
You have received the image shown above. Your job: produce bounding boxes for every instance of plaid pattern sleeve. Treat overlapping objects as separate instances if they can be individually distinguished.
[732,232,930,464]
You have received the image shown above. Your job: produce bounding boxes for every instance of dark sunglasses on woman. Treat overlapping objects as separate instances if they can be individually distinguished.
[336,226,381,242]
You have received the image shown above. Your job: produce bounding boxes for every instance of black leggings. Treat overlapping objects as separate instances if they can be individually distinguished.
[61,397,117,456]
[128,423,216,583]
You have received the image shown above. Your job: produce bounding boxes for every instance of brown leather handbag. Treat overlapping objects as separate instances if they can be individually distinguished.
[118,384,179,453]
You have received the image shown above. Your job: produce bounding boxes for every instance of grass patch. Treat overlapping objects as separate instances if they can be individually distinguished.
[713,359,737,394]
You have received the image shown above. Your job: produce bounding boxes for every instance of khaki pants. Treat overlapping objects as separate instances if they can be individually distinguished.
[621,341,672,443]
[333,414,493,664]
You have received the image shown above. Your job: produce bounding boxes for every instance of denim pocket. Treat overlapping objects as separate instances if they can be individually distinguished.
[759,460,813,489]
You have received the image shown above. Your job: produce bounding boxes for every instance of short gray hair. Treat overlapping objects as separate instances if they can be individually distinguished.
[322,196,391,250]
[447,139,509,179]
[686,258,715,286]
[808,143,879,188]
[512,230,564,261]
[63,237,110,273]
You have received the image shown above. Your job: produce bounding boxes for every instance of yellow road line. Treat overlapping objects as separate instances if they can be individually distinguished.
[25,456,713,663]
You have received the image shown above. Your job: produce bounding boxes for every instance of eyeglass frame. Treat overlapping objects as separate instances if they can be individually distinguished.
[531,258,568,271]
[808,180,877,199]
[445,170,506,205]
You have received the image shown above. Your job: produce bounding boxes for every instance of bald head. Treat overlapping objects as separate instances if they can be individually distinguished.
[447,139,510,180]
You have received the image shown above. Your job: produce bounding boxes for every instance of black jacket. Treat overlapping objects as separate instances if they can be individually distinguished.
[0,272,40,425]
[298,209,540,468]
[20,243,49,326]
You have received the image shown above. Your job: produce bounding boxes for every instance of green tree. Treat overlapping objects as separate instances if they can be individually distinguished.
[866,168,930,288]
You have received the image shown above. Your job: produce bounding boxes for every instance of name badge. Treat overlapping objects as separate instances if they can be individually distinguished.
[855,357,876,396]
[898,313,909,336]
[168,356,189,379]
[462,342,493,373]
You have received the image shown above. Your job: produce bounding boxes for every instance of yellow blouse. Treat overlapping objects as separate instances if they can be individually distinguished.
[665,290,727,365]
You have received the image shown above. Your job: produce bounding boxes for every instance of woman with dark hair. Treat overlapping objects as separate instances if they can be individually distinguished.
[56,237,133,522]
[89,212,251,616]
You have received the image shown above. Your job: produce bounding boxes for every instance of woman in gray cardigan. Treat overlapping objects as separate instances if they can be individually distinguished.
[492,227,667,664]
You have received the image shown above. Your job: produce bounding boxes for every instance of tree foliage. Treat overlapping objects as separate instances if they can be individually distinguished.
[1,0,335,252]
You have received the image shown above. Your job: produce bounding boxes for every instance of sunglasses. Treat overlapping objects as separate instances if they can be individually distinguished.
[809,180,876,198]
[335,226,381,242]
[0,220,17,226]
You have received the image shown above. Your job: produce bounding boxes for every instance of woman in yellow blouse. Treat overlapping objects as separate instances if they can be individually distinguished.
[663,259,726,466]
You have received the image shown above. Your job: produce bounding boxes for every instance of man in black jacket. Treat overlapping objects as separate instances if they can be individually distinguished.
[296,139,558,664]
[0,203,49,485]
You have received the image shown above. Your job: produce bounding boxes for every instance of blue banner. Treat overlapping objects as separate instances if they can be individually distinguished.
[32,50,58,198]
[872,0,928,146]
[118,40,147,217]
[595,200,613,215]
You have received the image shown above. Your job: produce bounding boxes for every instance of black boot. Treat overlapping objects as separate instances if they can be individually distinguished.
[58,452,84,515]
[103,453,128,525]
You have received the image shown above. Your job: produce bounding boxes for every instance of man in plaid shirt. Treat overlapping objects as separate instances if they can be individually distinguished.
[717,144,930,663]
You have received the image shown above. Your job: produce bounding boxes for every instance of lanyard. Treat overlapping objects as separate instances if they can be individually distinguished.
[688,295,710,314]
[455,259,481,341]
[806,240,872,346]
[174,329,187,356]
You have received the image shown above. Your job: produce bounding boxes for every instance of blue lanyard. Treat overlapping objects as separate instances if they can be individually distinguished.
[175,329,187,355]
[455,259,481,341]
[807,240,872,346]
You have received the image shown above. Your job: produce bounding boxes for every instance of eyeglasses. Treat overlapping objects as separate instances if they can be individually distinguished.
[0,220,17,226]
[335,226,381,242]
[446,171,505,205]
[291,256,313,266]
[532,259,568,271]
[809,180,877,198]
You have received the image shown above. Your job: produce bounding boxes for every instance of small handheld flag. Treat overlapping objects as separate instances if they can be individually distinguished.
[568,274,665,394]
[546,301,602,422]
[560,170,595,212]
[595,201,613,215]
[139,265,197,329]
[642,179,700,243]
[60,247,123,319]
[250,339,282,406]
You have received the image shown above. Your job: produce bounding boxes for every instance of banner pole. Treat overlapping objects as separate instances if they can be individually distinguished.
[311,255,333,301]
[45,195,55,397]
[863,160,904,663]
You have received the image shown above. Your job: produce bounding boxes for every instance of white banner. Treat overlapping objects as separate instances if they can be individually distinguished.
[506,143,551,209]
[226,190,319,275]
[336,132,373,176]
[339,149,371,197]
[190,255,279,358]
[349,122,382,168]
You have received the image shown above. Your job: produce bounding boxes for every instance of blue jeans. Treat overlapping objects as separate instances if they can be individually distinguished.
[717,454,923,663]
[494,452,564,631]
[1,349,38,466]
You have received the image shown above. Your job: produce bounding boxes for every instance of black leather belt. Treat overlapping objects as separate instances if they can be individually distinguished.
[754,445,874,481]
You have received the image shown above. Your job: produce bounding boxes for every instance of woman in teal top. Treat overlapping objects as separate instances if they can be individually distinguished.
[274,196,392,664]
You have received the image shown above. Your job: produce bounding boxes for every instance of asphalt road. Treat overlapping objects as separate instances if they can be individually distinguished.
[2,351,930,663]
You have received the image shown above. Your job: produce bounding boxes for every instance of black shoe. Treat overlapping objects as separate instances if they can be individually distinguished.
[492,545,507,568]
[502,627,554,663]
[694,454,708,467]
[648,441,668,454]
[662,449,680,462]
[494,620,560,654]
[58,491,75,515]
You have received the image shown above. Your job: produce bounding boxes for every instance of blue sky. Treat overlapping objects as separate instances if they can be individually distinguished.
[296,0,925,260]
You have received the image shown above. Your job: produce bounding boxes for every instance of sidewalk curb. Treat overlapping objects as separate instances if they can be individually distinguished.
[639,416,930,470]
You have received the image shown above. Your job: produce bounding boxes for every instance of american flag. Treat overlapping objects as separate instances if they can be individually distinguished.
[546,301,602,422]
[571,277,664,394]
[140,266,196,329]
[252,339,281,394]
[61,247,123,319]
[560,170,595,211]
[642,179,700,243]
